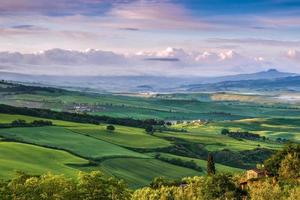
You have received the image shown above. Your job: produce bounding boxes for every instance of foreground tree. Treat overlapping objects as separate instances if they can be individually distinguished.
[77,171,131,200]
[278,152,300,180]
[207,154,216,175]
[264,143,300,176]
[133,174,242,200]
[0,171,131,200]
[249,180,283,200]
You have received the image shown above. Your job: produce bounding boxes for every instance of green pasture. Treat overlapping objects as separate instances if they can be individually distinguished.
[69,125,171,149]
[147,152,244,173]
[0,126,147,160]
[157,124,282,151]
[0,142,87,179]
[100,158,200,188]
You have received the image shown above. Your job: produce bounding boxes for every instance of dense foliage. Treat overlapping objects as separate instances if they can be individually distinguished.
[0,171,131,200]
[132,174,244,200]
[264,143,300,177]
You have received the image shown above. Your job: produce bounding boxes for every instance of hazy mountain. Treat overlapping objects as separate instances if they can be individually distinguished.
[0,69,297,92]
[197,69,297,83]
[181,76,300,92]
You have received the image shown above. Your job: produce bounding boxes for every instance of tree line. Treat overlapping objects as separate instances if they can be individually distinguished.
[0,119,53,128]
[154,153,202,172]
[0,104,165,128]
[221,128,264,141]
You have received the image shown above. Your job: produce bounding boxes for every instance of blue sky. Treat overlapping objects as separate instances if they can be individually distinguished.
[0,0,300,76]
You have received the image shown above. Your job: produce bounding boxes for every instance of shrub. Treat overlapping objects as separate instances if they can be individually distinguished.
[106,125,115,131]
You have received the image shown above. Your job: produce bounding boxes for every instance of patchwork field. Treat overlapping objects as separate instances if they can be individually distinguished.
[0,126,147,160]
[0,83,299,188]
[99,158,199,188]
[70,125,171,149]
[0,142,88,178]
[147,152,244,174]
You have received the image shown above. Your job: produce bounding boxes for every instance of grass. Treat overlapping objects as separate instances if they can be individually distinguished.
[69,125,171,149]
[99,158,200,188]
[0,142,88,179]
[147,152,244,174]
[0,126,147,160]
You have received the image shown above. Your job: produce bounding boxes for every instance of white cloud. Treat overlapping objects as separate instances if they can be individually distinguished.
[0,47,299,76]
[287,49,300,60]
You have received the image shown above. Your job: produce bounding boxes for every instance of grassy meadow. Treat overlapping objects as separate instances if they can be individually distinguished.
[0,142,88,178]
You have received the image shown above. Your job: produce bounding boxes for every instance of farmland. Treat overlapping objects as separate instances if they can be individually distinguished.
[0,82,298,188]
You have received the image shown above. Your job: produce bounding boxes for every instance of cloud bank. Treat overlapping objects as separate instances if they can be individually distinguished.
[0,47,298,76]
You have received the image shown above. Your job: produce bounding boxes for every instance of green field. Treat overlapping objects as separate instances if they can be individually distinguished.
[147,152,244,174]
[70,125,171,149]
[155,129,281,152]
[100,158,200,188]
[0,126,147,160]
[4,87,300,120]
[217,118,300,142]
[0,142,88,178]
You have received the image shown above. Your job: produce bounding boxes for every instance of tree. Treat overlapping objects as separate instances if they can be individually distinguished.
[278,152,300,180]
[145,125,154,134]
[207,154,216,175]
[77,171,131,200]
[249,180,284,200]
[201,174,242,200]
[221,128,230,135]
[106,125,115,132]
[11,119,27,127]
[264,143,300,176]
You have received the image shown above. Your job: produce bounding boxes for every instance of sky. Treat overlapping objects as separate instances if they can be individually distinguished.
[0,0,300,76]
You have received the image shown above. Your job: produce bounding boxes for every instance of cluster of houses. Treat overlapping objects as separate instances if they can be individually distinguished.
[65,103,106,113]
[166,119,210,125]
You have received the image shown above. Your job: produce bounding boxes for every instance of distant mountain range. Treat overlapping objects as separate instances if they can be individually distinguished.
[179,76,300,92]
[198,69,297,83]
[0,69,298,92]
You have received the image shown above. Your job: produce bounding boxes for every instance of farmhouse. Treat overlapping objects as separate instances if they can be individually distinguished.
[246,168,266,180]
[240,168,267,190]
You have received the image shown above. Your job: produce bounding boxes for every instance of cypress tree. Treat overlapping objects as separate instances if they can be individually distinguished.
[207,153,216,175]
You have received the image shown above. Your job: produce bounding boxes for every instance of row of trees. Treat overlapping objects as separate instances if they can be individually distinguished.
[0,104,165,128]
[0,119,53,128]
[221,129,262,141]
